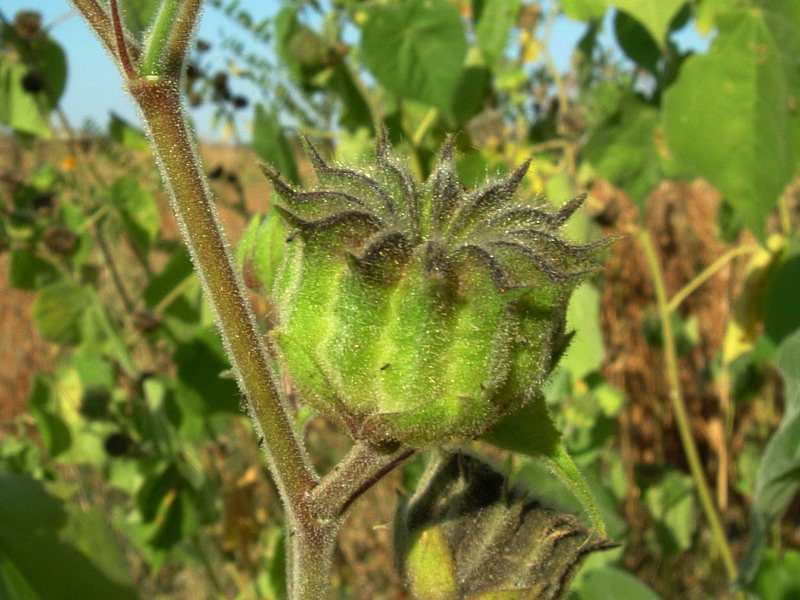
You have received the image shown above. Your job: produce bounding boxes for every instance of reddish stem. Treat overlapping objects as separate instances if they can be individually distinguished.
[338,449,414,517]
[109,0,136,79]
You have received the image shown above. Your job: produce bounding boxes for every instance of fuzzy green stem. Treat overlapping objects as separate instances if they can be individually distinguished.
[142,0,203,77]
[640,230,739,584]
[128,76,317,507]
[286,520,340,600]
[311,443,414,520]
[142,1,182,75]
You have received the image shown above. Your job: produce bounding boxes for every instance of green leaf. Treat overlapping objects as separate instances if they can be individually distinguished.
[739,327,800,585]
[578,567,662,600]
[755,549,800,600]
[451,50,492,126]
[174,328,240,414]
[119,0,160,40]
[663,6,800,238]
[483,397,607,536]
[0,475,137,600]
[0,24,66,136]
[134,463,200,551]
[327,62,375,132]
[561,283,605,382]
[609,0,685,47]
[0,55,51,137]
[253,104,300,184]
[640,468,696,557]
[695,0,728,35]
[765,253,800,346]
[560,0,607,21]
[9,249,59,290]
[475,0,521,66]
[32,281,90,346]
[29,36,68,108]
[27,375,72,458]
[109,175,160,254]
[613,9,661,73]
[585,95,685,206]
[361,0,467,114]
[143,248,201,324]
[108,112,149,152]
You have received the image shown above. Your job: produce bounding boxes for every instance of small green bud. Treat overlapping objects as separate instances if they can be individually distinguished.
[394,453,615,600]
[254,129,607,447]
[404,525,458,600]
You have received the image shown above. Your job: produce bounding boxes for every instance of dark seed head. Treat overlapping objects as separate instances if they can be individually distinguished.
[188,91,203,107]
[14,11,42,39]
[31,193,55,212]
[21,71,45,94]
[104,432,132,457]
[185,62,201,80]
[42,224,79,256]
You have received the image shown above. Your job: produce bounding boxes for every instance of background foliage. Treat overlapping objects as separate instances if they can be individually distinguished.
[1,0,799,598]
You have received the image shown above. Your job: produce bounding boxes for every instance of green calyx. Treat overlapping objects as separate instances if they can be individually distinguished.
[394,453,615,600]
[253,129,607,447]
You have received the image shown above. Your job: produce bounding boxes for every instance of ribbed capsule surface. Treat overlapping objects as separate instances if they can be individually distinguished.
[394,453,615,600]
[254,130,605,447]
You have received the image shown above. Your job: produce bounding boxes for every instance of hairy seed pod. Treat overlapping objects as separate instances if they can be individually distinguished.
[250,130,607,447]
[394,453,615,600]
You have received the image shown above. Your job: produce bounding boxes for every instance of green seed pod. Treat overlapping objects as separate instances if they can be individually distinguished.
[394,453,615,600]
[256,130,606,447]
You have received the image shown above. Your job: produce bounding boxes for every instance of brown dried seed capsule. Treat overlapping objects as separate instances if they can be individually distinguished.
[185,62,201,80]
[32,193,55,212]
[14,11,42,38]
[188,91,203,107]
[42,224,79,256]
[133,310,162,334]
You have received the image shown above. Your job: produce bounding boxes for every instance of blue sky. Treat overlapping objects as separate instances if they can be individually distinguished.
[4,1,709,141]
[3,0,280,139]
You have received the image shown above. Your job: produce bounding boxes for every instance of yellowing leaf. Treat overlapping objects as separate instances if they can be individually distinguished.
[723,235,786,364]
